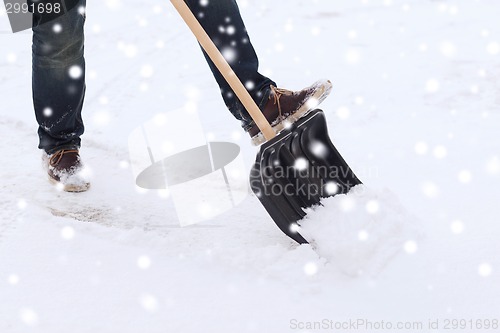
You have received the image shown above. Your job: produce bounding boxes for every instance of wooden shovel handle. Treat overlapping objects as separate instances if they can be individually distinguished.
[170,0,275,141]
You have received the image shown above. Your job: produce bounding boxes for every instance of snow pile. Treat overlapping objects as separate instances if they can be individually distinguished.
[300,185,422,277]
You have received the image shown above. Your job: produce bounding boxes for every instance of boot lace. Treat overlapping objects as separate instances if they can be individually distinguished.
[49,149,79,167]
[270,85,293,120]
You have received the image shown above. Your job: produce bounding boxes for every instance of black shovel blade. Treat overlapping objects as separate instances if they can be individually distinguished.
[250,109,362,244]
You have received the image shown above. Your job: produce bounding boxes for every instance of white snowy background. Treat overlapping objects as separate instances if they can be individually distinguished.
[1,0,499,332]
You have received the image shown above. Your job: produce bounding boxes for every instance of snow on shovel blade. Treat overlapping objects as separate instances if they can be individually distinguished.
[250,109,362,244]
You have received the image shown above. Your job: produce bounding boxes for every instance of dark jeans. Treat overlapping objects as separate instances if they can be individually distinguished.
[32,0,275,154]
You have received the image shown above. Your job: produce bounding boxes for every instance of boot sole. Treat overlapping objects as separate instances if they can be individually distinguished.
[48,175,91,193]
[250,80,333,146]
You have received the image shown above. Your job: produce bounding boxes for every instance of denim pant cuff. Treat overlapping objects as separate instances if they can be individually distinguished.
[45,143,81,155]
[240,84,274,132]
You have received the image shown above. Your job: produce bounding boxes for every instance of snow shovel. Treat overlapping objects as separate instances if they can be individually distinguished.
[171,0,362,244]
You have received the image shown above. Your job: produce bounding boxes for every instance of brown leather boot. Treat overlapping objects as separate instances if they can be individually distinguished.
[248,79,332,145]
[43,149,91,192]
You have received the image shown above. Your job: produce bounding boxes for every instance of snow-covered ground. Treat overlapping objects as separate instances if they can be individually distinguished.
[1,0,499,332]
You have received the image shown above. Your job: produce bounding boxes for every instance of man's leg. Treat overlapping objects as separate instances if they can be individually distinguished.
[184,0,332,145]
[32,1,86,154]
[32,1,90,192]
[185,0,276,131]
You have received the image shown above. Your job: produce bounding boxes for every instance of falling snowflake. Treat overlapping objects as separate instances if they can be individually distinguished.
[354,96,364,105]
[425,79,440,93]
[221,47,237,63]
[105,0,121,10]
[121,43,138,58]
[140,65,154,78]
[231,131,242,141]
[8,274,19,285]
[157,189,170,199]
[289,223,301,233]
[358,230,369,241]
[53,23,62,33]
[119,160,129,169]
[336,106,350,120]
[6,53,17,63]
[486,156,499,176]
[366,200,379,214]
[135,185,149,195]
[137,255,152,269]
[245,81,255,90]
[419,43,428,52]
[61,226,75,240]
[324,182,339,196]
[310,26,321,36]
[92,111,111,126]
[458,170,472,183]
[17,199,27,209]
[433,145,447,159]
[346,49,361,64]
[450,220,465,234]
[161,141,174,154]
[310,141,327,158]
[137,17,148,27]
[92,24,101,34]
[486,42,499,55]
[229,169,241,180]
[139,294,159,312]
[294,158,308,171]
[414,141,428,155]
[422,182,439,198]
[274,43,285,52]
[20,308,39,326]
[478,263,492,277]
[440,41,457,58]
[304,262,318,276]
[404,240,418,254]
[448,5,459,15]
[198,203,214,218]
[305,97,319,110]
[99,96,109,105]
[226,25,236,35]
[340,196,356,211]
[68,65,83,79]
